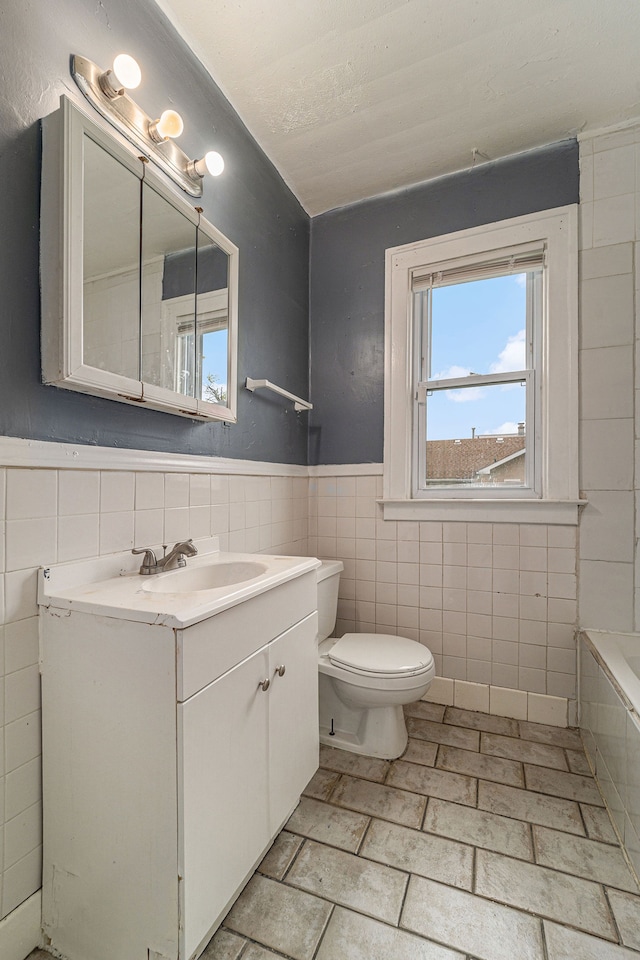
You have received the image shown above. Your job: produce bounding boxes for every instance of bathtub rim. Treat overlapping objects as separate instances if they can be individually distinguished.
[580,629,640,725]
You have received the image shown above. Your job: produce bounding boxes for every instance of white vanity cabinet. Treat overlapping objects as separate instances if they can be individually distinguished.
[40,556,319,960]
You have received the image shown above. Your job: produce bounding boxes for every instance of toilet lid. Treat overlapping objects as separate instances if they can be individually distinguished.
[328,633,434,676]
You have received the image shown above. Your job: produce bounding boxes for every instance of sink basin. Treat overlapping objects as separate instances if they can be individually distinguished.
[142,560,268,594]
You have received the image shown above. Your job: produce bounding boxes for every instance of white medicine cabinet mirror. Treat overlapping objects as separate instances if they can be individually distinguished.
[41,96,239,421]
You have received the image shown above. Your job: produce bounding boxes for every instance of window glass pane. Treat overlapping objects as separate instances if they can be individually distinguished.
[429,272,538,380]
[424,382,526,487]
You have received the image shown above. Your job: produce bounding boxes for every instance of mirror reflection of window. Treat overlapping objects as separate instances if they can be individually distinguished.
[141,183,197,396]
[82,136,140,378]
[196,230,229,405]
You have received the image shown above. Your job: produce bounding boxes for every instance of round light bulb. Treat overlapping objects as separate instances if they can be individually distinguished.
[156,109,184,140]
[204,150,224,176]
[112,54,141,90]
[191,150,225,179]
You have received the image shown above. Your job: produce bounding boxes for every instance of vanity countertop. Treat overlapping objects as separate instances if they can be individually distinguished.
[38,538,320,628]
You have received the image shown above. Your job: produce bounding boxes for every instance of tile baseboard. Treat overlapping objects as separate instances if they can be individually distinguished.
[424,677,571,727]
[0,891,41,960]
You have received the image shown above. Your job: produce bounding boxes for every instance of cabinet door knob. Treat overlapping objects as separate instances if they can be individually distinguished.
[258,678,270,692]
[275,665,286,677]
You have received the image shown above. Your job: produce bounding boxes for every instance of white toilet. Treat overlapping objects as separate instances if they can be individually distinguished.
[317,559,435,759]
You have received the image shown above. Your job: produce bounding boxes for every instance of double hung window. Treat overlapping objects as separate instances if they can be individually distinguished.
[383,207,579,523]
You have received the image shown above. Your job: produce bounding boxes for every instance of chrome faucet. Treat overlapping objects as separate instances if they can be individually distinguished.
[132,539,198,575]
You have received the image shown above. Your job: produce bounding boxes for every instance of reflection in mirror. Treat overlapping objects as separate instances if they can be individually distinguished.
[83,135,141,378]
[196,230,229,405]
[141,183,197,397]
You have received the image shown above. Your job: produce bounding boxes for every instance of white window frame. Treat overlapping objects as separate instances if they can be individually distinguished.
[382,206,581,524]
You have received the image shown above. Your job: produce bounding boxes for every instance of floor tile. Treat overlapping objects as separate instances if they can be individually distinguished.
[331,773,426,827]
[478,780,585,834]
[544,919,640,959]
[475,848,617,939]
[303,767,341,801]
[360,817,474,889]
[316,905,465,960]
[406,717,480,751]
[387,760,476,806]
[286,838,407,924]
[201,928,247,959]
[581,803,619,844]
[533,825,639,892]
[481,732,568,770]
[518,721,583,750]
[444,706,518,736]
[437,743,524,787]
[242,945,286,960]
[607,888,640,950]
[286,796,370,853]
[423,797,533,860]
[524,764,605,805]
[404,701,447,723]
[319,745,389,782]
[401,876,545,960]
[402,737,438,767]
[224,874,332,960]
[259,831,304,880]
[566,748,592,776]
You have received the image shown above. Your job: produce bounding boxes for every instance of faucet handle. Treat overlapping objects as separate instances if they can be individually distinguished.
[132,547,157,574]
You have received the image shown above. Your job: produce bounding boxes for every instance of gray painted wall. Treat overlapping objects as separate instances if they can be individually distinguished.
[308,141,579,465]
[0,0,310,464]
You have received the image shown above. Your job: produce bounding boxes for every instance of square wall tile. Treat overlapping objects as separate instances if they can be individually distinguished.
[6,518,56,571]
[100,472,134,513]
[579,560,634,631]
[58,514,99,563]
[579,491,634,562]
[580,419,634,491]
[593,193,636,246]
[580,274,634,349]
[59,470,100,516]
[6,470,57,521]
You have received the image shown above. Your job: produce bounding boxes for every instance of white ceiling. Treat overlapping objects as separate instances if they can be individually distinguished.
[154,0,640,216]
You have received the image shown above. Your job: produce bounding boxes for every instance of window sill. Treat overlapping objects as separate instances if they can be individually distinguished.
[379,498,586,525]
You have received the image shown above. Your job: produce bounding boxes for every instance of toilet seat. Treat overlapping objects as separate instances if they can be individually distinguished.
[328,633,434,680]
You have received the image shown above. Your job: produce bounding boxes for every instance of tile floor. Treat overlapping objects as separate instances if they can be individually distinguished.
[29,702,640,960]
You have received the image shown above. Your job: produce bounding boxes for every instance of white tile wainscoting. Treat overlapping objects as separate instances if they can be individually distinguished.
[0,443,310,930]
[308,474,578,702]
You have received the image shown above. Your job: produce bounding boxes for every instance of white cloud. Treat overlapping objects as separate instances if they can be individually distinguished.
[490,329,526,374]
[514,274,527,288]
[482,421,522,435]
[449,386,486,403]
[431,364,473,381]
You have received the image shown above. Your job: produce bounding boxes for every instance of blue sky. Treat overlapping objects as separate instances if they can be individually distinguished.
[426,273,529,441]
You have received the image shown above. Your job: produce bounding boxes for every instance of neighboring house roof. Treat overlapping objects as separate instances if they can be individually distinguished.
[426,435,525,480]
[476,447,526,475]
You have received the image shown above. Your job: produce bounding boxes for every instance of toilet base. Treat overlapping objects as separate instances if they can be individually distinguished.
[318,672,409,759]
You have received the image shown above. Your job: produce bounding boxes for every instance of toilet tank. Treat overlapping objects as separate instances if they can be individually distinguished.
[316,559,344,641]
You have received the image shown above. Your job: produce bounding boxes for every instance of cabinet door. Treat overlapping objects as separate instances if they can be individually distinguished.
[179,645,270,959]
[268,613,319,833]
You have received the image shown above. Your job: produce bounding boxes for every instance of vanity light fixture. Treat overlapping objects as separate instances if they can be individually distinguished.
[71,53,224,198]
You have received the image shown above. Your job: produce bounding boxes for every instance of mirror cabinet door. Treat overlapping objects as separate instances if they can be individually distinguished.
[196,229,230,407]
[42,97,239,421]
[82,135,141,379]
[141,182,198,398]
